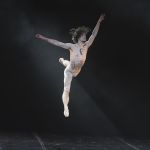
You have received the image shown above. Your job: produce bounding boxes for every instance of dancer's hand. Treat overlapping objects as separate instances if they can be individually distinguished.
[35,34,43,39]
[98,14,105,22]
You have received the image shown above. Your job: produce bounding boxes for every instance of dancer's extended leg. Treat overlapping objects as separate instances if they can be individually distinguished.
[62,66,73,117]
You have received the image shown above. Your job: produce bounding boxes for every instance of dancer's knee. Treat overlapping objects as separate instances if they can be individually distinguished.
[64,87,70,93]
[64,70,72,85]
[62,89,69,104]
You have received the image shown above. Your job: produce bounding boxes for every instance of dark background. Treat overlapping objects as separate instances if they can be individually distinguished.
[0,0,150,138]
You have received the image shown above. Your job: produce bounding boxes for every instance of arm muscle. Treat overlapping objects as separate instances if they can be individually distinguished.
[86,14,105,48]
[36,34,72,50]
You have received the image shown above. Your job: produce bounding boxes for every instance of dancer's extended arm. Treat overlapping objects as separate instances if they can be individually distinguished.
[86,14,105,47]
[35,34,72,50]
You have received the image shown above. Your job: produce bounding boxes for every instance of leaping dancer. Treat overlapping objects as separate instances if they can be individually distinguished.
[35,14,105,117]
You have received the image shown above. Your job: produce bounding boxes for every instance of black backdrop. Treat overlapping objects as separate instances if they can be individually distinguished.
[0,0,150,138]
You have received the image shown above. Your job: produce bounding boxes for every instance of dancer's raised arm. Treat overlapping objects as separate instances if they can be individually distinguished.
[86,14,105,48]
[35,34,72,50]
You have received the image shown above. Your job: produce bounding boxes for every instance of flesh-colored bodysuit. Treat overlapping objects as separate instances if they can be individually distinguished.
[68,44,88,77]
[60,43,89,117]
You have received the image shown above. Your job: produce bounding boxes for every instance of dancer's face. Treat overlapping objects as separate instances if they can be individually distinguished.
[78,33,86,43]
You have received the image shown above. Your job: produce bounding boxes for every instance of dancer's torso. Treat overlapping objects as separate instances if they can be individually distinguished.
[69,44,88,75]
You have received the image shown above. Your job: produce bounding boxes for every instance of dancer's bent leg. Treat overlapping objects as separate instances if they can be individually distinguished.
[59,58,70,67]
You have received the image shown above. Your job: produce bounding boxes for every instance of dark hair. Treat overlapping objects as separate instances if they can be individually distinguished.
[69,26,91,43]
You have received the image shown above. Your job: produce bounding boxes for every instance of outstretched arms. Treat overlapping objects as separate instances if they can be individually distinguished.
[86,14,105,48]
[35,34,72,50]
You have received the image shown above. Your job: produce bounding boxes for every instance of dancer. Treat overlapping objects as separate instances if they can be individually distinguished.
[35,14,105,117]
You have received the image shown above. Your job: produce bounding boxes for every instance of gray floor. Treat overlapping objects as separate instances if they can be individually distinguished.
[0,133,149,150]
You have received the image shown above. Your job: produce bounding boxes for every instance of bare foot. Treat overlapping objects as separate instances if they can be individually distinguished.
[35,34,42,38]
[64,106,69,117]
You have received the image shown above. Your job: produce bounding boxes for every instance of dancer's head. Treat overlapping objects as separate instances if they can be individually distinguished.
[69,26,90,43]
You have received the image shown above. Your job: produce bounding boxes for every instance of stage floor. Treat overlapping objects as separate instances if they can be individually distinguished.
[0,133,149,150]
